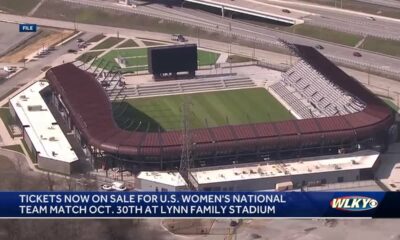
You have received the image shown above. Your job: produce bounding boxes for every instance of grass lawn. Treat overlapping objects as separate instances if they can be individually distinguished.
[92,48,220,72]
[113,88,294,131]
[2,144,24,154]
[361,37,400,57]
[197,50,220,66]
[0,0,40,14]
[298,0,400,19]
[290,24,362,47]
[77,50,104,63]
[117,39,139,48]
[92,37,125,50]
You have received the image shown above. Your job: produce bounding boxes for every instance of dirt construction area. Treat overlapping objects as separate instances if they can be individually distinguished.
[0,27,74,63]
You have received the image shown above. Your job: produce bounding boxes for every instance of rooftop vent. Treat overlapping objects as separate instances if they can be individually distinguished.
[28,105,42,111]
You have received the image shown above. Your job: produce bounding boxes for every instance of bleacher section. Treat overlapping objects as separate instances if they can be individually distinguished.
[108,77,256,100]
[274,60,366,119]
[270,82,314,119]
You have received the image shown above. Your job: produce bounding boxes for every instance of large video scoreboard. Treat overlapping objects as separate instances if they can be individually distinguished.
[148,44,198,77]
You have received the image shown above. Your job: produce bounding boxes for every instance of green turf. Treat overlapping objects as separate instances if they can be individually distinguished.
[113,88,294,132]
[361,37,400,57]
[290,24,362,47]
[117,39,139,48]
[197,50,220,66]
[92,37,125,50]
[92,48,147,71]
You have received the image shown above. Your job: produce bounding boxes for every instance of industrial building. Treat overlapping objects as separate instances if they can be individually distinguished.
[9,81,79,174]
[137,150,380,191]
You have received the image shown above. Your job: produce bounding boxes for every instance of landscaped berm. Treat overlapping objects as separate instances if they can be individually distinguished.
[112,88,294,132]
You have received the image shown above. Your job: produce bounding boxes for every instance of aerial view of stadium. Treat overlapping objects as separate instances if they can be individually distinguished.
[1,0,400,239]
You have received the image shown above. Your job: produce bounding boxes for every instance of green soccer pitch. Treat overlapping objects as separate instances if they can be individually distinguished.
[112,88,294,132]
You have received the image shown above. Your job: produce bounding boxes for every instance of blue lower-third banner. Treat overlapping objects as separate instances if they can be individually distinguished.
[0,192,399,218]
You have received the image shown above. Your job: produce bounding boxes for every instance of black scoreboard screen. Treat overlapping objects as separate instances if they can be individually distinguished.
[148,44,198,75]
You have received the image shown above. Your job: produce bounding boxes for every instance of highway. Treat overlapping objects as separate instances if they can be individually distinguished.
[354,0,400,9]
[50,0,400,74]
[262,0,400,39]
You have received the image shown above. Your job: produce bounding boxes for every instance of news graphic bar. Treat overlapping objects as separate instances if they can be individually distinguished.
[19,24,37,32]
[0,192,399,218]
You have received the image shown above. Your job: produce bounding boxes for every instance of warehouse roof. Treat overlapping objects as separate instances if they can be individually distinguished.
[192,150,379,184]
[9,81,78,163]
[138,150,379,186]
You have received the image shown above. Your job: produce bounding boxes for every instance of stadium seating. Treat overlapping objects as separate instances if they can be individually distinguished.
[107,76,256,100]
[279,60,366,118]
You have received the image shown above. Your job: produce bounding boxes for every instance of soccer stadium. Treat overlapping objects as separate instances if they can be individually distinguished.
[41,42,396,176]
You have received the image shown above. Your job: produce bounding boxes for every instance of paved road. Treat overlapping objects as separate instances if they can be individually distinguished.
[262,0,400,39]
[355,0,400,9]
[36,1,400,74]
[0,31,96,97]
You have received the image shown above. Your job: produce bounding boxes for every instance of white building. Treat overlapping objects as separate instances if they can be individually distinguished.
[9,81,79,174]
[137,150,380,191]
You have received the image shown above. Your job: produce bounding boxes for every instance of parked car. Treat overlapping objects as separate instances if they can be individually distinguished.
[315,44,324,50]
[282,9,291,13]
[353,51,362,57]
[367,16,376,21]
[67,49,77,54]
[111,182,127,191]
[172,34,187,42]
[101,184,112,191]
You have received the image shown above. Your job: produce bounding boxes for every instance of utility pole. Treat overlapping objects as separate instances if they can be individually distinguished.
[179,96,198,190]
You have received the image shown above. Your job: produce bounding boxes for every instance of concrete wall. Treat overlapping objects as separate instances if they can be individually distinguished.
[37,156,74,175]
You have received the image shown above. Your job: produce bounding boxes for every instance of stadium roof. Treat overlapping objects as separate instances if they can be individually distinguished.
[45,45,393,159]
[9,81,78,163]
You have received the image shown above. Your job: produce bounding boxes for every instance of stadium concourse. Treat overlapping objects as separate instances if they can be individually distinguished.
[38,42,395,182]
